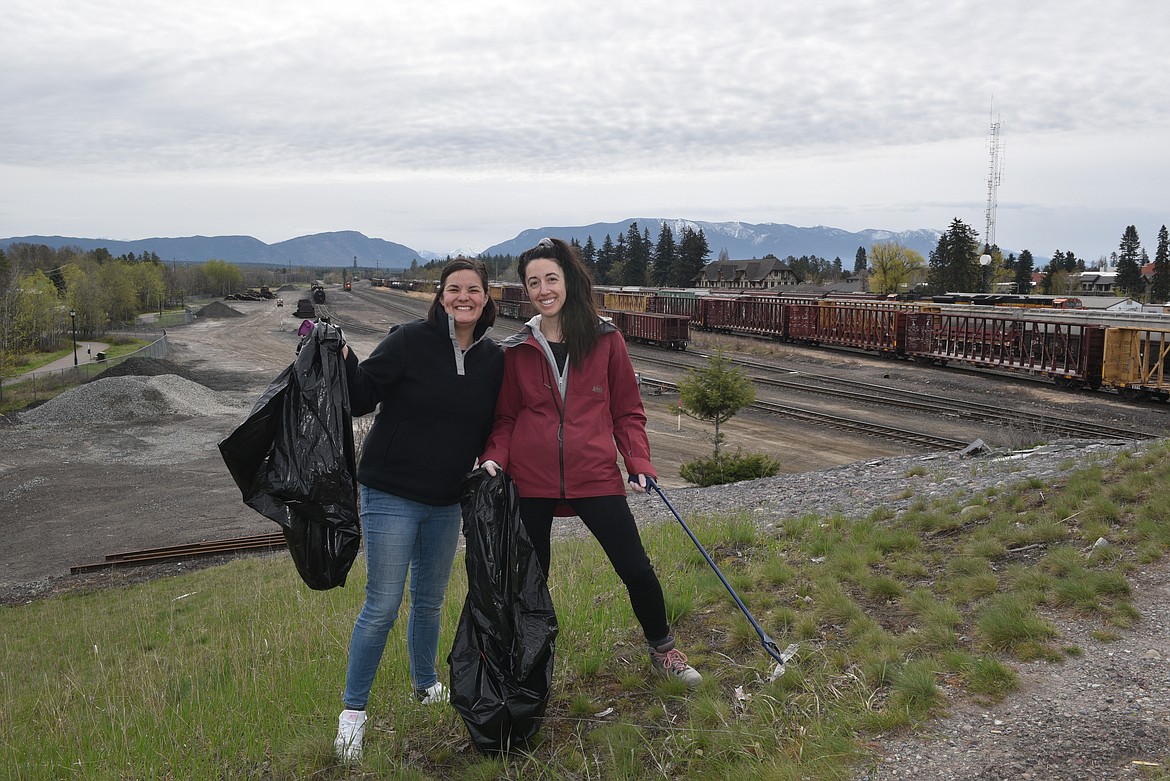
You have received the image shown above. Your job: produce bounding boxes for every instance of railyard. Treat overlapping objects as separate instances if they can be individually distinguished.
[5,282,1166,595]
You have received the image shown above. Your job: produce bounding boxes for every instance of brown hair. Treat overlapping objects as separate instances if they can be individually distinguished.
[518,237,598,366]
[426,257,497,329]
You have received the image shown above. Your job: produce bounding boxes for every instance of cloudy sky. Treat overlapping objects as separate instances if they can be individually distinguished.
[3,0,1168,259]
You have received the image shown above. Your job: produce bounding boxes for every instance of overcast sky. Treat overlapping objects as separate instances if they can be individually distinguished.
[3,0,1168,259]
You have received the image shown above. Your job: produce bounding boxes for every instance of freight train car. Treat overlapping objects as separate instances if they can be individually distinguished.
[1101,327,1170,400]
[601,309,689,350]
[904,311,1106,388]
[489,282,529,319]
[602,290,655,313]
[787,302,908,355]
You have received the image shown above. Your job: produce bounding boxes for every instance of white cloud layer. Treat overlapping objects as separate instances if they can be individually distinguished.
[3,0,1168,257]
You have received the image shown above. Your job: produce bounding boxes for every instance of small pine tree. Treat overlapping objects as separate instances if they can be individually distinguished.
[676,347,755,457]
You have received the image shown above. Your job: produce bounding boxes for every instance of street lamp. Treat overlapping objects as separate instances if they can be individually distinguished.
[69,308,78,366]
[979,253,993,293]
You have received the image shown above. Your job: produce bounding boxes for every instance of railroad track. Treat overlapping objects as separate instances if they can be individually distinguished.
[631,349,1159,443]
[71,532,287,574]
[641,377,974,451]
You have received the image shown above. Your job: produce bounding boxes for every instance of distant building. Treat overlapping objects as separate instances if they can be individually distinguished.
[694,256,801,289]
[1075,272,1116,296]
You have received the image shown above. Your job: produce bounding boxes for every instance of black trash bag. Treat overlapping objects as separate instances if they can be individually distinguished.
[449,469,558,754]
[218,322,361,590]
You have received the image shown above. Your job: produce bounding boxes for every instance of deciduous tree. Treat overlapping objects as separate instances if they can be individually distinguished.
[868,241,925,295]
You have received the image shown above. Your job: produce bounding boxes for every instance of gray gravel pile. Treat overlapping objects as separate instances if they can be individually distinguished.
[18,374,252,425]
[196,300,245,318]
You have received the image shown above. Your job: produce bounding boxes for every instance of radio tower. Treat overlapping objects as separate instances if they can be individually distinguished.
[983,107,1004,250]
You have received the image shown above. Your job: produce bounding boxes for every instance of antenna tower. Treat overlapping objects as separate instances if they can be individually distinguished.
[983,108,1004,250]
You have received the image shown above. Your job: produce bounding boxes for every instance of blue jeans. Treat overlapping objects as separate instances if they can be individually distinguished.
[342,485,462,709]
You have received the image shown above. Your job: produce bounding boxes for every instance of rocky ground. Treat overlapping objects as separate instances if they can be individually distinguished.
[3,289,1169,779]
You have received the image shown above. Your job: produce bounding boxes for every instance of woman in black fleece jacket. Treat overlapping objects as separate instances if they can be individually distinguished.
[333,258,503,762]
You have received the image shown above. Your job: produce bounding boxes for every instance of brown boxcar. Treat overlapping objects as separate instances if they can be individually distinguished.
[612,310,689,350]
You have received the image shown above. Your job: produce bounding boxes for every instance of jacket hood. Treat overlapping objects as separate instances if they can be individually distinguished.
[501,315,618,349]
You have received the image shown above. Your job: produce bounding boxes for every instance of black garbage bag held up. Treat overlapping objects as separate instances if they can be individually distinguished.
[218,322,361,590]
[449,468,558,754]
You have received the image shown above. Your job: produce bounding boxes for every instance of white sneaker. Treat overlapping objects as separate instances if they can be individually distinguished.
[334,708,366,763]
[415,681,449,705]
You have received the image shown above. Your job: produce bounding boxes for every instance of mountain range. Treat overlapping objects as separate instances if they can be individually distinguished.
[2,220,944,269]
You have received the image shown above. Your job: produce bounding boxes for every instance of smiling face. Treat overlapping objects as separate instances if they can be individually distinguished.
[524,257,566,320]
[440,269,488,329]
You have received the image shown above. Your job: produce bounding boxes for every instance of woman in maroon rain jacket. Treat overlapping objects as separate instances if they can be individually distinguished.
[481,237,701,688]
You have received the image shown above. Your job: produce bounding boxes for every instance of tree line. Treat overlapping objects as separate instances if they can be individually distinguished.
[0,243,322,376]
[863,219,1170,302]
[478,223,856,288]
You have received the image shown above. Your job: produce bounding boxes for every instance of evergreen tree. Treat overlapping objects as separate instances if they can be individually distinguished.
[927,218,980,293]
[1115,225,1145,297]
[1151,226,1170,304]
[580,236,597,279]
[853,246,867,275]
[621,222,650,285]
[651,223,677,286]
[595,235,615,285]
[1014,249,1035,294]
[610,233,628,286]
[677,347,755,458]
[673,226,710,286]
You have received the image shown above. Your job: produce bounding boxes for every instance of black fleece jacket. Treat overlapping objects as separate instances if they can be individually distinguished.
[344,316,503,506]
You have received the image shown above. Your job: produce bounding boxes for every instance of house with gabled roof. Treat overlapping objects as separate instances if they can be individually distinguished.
[694,256,801,290]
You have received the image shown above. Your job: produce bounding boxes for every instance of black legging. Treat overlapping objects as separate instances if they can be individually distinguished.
[518,495,671,645]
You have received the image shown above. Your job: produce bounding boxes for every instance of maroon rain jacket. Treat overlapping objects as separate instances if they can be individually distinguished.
[481,319,655,503]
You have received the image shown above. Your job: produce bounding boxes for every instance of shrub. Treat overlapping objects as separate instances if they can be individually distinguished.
[680,449,781,487]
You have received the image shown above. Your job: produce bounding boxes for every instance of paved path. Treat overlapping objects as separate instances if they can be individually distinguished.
[2,341,110,386]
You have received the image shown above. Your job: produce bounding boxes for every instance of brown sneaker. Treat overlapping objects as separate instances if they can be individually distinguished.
[649,642,702,688]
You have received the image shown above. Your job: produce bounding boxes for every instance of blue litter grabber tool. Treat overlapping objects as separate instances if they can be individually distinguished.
[639,475,798,680]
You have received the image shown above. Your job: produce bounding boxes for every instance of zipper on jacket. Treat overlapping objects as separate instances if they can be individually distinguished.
[543,359,567,499]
